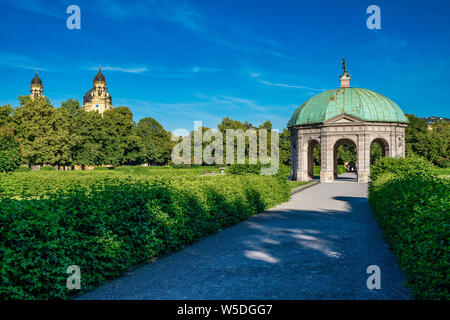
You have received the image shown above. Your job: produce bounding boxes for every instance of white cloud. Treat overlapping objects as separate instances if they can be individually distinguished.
[149,0,204,32]
[0,52,49,71]
[88,66,147,73]
[0,0,61,19]
[251,73,325,92]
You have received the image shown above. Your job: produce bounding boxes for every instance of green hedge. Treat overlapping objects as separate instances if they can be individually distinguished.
[0,175,290,299]
[0,168,213,198]
[228,164,290,180]
[370,156,435,182]
[369,157,449,299]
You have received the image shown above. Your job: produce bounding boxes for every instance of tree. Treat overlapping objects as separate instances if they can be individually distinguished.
[279,129,290,165]
[0,127,22,173]
[103,107,145,165]
[405,114,449,166]
[11,96,55,165]
[405,114,428,158]
[71,106,105,166]
[136,117,173,165]
[370,142,383,164]
[337,144,356,164]
[0,104,13,128]
[313,144,321,165]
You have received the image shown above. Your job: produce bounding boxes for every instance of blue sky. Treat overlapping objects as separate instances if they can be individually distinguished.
[0,0,449,132]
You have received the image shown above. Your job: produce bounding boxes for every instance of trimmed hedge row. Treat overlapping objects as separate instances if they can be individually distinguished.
[0,175,290,299]
[369,157,449,299]
[0,168,213,198]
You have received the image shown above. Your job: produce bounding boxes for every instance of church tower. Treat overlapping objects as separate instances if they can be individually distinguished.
[82,67,113,114]
[30,71,44,98]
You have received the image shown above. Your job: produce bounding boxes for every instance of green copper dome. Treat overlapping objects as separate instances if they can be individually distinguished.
[287,87,408,127]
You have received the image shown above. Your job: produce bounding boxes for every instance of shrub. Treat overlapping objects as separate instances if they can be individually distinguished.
[370,156,435,182]
[369,158,449,299]
[436,158,450,168]
[0,175,290,299]
[228,163,262,175]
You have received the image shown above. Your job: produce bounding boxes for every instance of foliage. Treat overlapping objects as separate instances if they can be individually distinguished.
[370,142,383,164]
[312,165,345,177]
[136,117,174,165]
[228,163,262,175]
[0,174,290,299]
[0,128,22,173]
[336,144,356,164]
[279,129,290,166]
[0,105,13,128]
[5,96,288,169]
[405,114,449,166]
[433,167,450,177]
[369,158,449,299]
[227,163,290,180]
[369,156,434,182]
[11,96,55,165]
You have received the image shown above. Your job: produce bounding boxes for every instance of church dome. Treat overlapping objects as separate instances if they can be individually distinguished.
[31,72,42,85]
[83,88,94,104]
[288,78,408,126]
[93,67,106,83]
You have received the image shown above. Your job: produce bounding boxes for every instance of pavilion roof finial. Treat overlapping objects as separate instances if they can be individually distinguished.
[340,57,349,75]
[339,57,351,88]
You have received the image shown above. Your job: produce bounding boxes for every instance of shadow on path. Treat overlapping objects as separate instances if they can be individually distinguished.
[78,182,410,300]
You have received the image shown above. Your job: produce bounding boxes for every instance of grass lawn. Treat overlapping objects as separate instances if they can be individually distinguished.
[288,180,310,190]
[433,167,450,177]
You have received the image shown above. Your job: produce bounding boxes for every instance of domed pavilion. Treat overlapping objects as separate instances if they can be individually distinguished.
[287,58,408,183]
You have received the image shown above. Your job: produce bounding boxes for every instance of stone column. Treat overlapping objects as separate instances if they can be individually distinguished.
[389,125,396,157]
[297,135,309,181]
[320,133,334,182]
[357,134,370,183]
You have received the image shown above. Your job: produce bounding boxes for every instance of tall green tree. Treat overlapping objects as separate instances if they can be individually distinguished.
[405,114,428,158]
[71,106,105,166]
[136,117,173,165]
[405,114,449,166]
[12,96,54,165]
[104,107,144,165]
[279,129,291,165]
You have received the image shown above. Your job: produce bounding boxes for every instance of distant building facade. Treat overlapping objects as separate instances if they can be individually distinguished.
[82,67,113,114]
[28,68,113,115]
[30,72,44,98]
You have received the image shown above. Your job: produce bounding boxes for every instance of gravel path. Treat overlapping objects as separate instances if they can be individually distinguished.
[78,173,410,300]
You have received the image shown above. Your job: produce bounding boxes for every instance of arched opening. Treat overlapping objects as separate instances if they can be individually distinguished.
[370,138,389,165]
[333,138,357,181]
[307,140,320,180]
